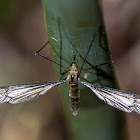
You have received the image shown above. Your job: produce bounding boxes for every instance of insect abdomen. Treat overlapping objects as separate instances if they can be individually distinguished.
[69,84,80,116]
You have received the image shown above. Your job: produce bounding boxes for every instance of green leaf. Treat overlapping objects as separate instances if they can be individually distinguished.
[43,0,123,140]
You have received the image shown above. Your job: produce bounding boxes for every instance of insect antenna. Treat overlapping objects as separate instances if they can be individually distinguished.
[35,41,70,72]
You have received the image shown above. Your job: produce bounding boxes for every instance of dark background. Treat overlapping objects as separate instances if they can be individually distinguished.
[0,0,140,140]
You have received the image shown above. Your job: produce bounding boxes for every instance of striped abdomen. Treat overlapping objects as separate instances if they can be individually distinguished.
[69,84,80,116]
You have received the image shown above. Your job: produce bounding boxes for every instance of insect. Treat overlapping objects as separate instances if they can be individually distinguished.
[0,42,139,116]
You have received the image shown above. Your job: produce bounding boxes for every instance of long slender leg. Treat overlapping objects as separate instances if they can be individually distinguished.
[35,42,70,72]
[64,31,105,75]
[58,20,112,85]
[79,60,112,73]
[63,29,112,73]
[57,18,71,81]
[58,18,93,75]
[65,33,93,67]
[58,18,64,75]
[96,74,102,86]
[60,23,94,69]
[50,44,72,67]
[35,41,49,54]
[79,76,102,85]
[60,72,68,80]
[79,76,91,83]
[79,33,96,73]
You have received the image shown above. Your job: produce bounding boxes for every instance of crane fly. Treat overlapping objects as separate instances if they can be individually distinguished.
[0,44,140,116]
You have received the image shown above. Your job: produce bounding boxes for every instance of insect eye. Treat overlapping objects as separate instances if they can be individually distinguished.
[71,75,74,81]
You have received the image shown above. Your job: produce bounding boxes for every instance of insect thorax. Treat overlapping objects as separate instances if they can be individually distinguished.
[67,63,79,84]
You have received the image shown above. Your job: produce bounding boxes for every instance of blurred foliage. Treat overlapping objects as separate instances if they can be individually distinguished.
[0,0,13,26]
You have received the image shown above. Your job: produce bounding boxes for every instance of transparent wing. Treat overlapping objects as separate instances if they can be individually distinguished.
[0,80,66,104]
[79,81,140,114]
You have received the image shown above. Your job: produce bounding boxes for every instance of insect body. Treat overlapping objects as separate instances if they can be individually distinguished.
[0,55,140,116]
[67,55,80,116]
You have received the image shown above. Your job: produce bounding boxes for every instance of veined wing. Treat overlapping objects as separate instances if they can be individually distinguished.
[79,81,140,114]
[0,80,66,104]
